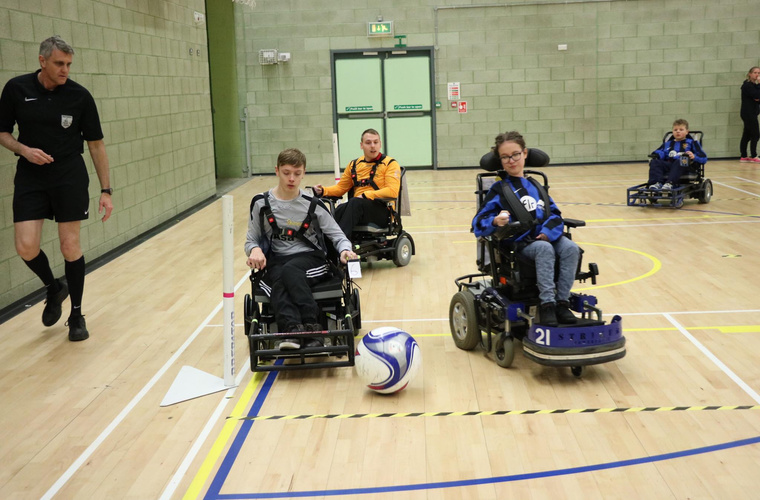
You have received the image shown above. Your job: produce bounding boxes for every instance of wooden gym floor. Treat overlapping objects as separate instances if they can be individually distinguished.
[1,160,759,499]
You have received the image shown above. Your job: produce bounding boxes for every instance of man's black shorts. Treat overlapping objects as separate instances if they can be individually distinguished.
[13,155,90,223]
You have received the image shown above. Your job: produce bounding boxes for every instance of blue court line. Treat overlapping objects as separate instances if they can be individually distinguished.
[204,364,281,500]
[204,381,760,500]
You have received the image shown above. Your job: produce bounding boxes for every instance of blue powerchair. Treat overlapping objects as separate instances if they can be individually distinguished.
[449,165,626,377]
[323,166,415,267]
[243,262,361,372]
[627,131,712,209]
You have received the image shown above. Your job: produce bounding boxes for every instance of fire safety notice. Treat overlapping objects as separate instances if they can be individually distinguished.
[447,82,460,101]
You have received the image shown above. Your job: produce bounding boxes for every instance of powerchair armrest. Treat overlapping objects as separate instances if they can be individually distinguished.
[373,197,395,207]
[563,218,586,228]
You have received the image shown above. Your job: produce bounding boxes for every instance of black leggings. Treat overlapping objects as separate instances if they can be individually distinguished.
[334,197,389,239]
[740,113,760,157]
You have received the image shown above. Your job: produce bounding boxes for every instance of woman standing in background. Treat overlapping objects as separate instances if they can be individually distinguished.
[740,66,760,163]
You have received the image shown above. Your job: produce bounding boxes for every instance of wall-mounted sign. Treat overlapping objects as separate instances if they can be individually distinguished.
[368,21,394,37]
[448,82,460,100]
[458,101,468,113]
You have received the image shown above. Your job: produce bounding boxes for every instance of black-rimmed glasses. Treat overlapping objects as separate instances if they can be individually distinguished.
[499,152,523,163]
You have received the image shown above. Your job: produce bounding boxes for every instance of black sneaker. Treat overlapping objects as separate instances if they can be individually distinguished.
[276,324,304,350]
[539,302,558,327]
[287,323,305,333]
[42,279,68,327]
[304,322,323,332]
[303,323,324,347]
[66,315,89,341]
[277,338,300,350]
[556,301,578,324]
[304,337,324,348]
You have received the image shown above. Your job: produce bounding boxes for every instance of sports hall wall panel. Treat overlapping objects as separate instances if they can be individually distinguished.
[0,0,216,310]
[235,0,758,172]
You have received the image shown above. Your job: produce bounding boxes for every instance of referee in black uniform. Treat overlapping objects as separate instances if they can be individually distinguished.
[0,36,113,341]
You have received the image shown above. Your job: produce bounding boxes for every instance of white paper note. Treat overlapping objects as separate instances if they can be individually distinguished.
[348,259,362,279]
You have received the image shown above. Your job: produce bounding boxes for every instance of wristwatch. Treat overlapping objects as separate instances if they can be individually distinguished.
[101,188,113,195]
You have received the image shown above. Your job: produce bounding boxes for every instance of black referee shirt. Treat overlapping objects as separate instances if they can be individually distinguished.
[0,69,104,166]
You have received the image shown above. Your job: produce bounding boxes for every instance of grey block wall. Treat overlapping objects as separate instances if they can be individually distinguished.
[236,0,759,172]
[0,0,216,310]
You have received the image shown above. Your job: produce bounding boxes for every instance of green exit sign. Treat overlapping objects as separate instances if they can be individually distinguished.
[367,21,393,37]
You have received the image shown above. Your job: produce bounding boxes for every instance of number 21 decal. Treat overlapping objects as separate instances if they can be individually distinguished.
[535,327,551,345]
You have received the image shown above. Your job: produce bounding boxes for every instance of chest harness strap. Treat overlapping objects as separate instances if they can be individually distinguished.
[498,175,551,229]
[348,155,384,198]
[260,191,324,255]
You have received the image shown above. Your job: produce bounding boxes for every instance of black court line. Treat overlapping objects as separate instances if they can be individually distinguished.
[228,404,760,422]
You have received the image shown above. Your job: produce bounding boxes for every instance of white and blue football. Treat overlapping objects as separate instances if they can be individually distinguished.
[355,327,421,394]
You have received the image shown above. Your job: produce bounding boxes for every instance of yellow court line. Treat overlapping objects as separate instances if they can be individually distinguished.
[182,371,266,500]
[573,242,660,291]
[586,214,758,223]
[719,325,760,333]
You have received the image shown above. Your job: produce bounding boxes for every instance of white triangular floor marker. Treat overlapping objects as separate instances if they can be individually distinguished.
[160,365,236,407]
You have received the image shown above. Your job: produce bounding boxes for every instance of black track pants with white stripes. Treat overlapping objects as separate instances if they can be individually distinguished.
[262,251,327,331]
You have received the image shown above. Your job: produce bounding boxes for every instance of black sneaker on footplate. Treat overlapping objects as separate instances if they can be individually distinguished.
[539,302,558,327]
[556,301,578,324]
[277,338,301,350]
[304,337,324,348]
[66,315,89,341]
[277,324,304,350]
[42,279,68,327]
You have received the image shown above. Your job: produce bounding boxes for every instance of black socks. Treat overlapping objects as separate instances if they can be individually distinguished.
[23,251,58,294]
[65,256,85,317]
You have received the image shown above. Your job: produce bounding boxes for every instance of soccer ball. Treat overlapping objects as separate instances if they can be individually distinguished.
[355,327,421,394]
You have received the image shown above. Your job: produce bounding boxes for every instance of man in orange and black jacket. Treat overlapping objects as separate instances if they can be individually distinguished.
[313,128,400,239]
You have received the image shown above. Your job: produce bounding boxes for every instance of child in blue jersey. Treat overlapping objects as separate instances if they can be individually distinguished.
[647,118,707,191]
[245,148,357,348]
[472,131,579,327]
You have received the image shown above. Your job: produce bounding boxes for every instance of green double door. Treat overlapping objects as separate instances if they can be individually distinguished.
[332,48,436,169]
